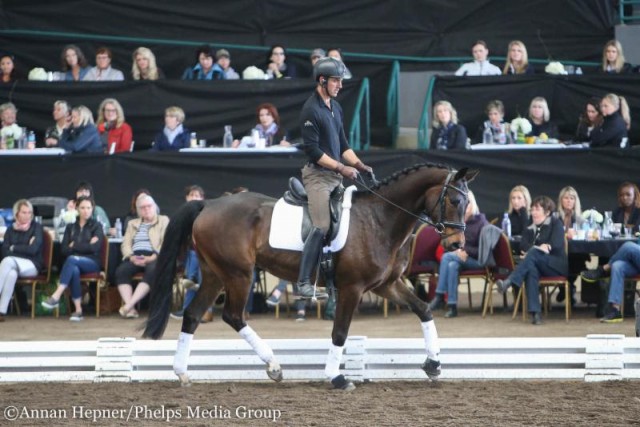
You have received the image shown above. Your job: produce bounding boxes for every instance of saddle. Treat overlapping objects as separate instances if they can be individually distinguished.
[283,177,345,243]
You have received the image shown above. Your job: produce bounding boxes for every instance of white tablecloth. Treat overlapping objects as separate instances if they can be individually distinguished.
[0,148,66,156]
[179,147,298,153]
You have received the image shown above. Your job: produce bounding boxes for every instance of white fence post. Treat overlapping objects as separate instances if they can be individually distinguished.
[94,337,135,383]
[585,334,625,382]
[344,336,366,382]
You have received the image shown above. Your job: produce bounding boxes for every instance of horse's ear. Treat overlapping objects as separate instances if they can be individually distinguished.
[453,167,478,183]
[464,169,480,183]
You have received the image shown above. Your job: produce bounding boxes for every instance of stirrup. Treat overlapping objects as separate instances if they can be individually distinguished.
[296,282,328,300]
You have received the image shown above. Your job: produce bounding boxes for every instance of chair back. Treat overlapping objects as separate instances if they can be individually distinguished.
[491,233,515,279]
[407,224,441,275]
[41,230,54,283]
[28,197,67,228]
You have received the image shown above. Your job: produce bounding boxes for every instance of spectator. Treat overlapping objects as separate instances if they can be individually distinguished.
[310,48,326,66]
[600,40,633,74]
[326,47,352,79]
[82,47,125,81]
[123,188,152,231]
[508,185,531,236]
[58,105,102,153]
[41,196,104,321]
[117,194,169,318]
[575,97,603,142]
[96,98,133,153]
[182,45,224,80]
[215,49,239,80]
[430,100,468,150]
[0,102,23,148]
[612,181,640,233]
[131,47,164,80]
[474,100,513,144]
[0,52,21,84]
[59,44,90,81]
[497,196,568,325]
[503,40,534,75]
[455,40,501,76]
[45,100,71,147]
[527,97,559,139]
[63,181,111,231]
[150,106,191,151]
[429,190,488,318]
[265,44,297,79]
[232,103,290,148]
[591,93,630,148]
[0,199,44,322]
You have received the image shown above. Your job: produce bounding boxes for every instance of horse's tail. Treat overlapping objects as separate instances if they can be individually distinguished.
[143,200,205,340]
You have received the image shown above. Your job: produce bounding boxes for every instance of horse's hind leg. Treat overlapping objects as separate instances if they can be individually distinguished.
[221,273,282,383]
[372,278,441,380]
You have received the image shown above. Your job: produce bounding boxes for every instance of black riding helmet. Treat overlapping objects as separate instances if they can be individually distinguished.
[313,57,352,82]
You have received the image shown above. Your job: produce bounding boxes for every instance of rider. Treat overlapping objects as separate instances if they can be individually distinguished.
[295,57,373,299]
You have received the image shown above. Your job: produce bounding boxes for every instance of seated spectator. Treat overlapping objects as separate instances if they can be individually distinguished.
[45,100,71,147]
[116,194,169,318]
[151,106,190,151]
[182,45,224,80]
[526,97,559,139]
[232,103,290,148]
[581,241,640,323]
[612,181,640,233]
[265,44,297,79]
[96,98,133,153]
[310,48,326,66]
[474,100,513,144]
[430,100,468,150]
[216,49,240,80]
[429,191,488,318]
[600,40,633,74]
[0,102,23,148]
[503,40,535,75]
[455,40,501,76]
[0,52,21,84]
[508,185,531,236]
[497,196,568,325]
[575,97,603,142]
[82,47,124,81]
[58,105,102,153]
[41,196,104,321]
[59,181,111,232]
[123,188,152,231]
[591,93,630,148]
[131,46,164,80]
[0,199,44,322]
[326,47,352,79]
[59,44,90,81]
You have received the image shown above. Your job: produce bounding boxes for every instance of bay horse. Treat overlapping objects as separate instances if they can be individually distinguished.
[144,163,477,390]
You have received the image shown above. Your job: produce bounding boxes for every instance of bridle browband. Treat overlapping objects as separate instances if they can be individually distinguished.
[355,169,468,236]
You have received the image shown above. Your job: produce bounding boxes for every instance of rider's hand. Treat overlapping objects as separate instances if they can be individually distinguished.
[354,161,373,173]
[335,162,358,180]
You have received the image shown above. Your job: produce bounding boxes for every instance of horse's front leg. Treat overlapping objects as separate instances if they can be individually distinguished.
[372,278,441,380]
[325,285,364,391]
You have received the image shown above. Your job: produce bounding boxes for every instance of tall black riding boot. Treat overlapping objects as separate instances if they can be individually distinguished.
[295,227,328,299]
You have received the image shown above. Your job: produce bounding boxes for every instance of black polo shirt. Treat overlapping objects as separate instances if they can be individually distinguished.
[300,90,350,164]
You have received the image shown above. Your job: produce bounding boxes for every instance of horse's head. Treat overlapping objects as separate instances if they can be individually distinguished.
[424,167,479,251]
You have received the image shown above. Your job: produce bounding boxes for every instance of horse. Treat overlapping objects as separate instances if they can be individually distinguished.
[143,163,477,390]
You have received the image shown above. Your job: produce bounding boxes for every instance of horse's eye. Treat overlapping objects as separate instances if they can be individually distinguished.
[450,198,461,207]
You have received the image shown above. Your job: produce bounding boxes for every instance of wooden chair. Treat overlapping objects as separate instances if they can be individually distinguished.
[482,233,516,317]
[78,236,110,318]
[404,224,440,305]
[16,230,54,319]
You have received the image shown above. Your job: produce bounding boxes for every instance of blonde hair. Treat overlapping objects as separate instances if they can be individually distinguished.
[602,40,626,73]
[96,98,125,128]
[602,93,631,130]
[556,186,582,223]
[132,47,160,80]
[72,105,94,127]
[528,96,550,122]
[507,185,532,214]
[503,40,529,75]
[432,100,459,128]
[12,199,33,217]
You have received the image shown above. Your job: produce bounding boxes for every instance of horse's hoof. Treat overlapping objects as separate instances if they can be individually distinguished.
[266,361,283,382]
[421,357,441,380]
[176,372,192,387]
[331,374,356,391]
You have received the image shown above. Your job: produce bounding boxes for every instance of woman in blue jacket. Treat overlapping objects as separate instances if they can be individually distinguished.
[151,106,191,151]
[58,106,103,153]
[591,93,630,148]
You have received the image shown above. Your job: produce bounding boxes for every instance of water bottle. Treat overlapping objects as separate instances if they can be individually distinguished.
[190,132,197,148]
[114,218,123,239]
[482,127,493,144]
[603,211,613,239]
[27,131,36,149]
[18,128,27,149]
[501,213,511,238]
[223,125,233,148]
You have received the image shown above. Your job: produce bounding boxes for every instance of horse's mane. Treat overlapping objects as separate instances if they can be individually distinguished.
[354,162,451,198]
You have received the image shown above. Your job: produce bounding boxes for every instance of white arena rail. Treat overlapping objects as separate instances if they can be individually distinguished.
[0,335,639,383]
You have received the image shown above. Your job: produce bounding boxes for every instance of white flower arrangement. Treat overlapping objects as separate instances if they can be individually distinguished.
[510,117,532,135]
[582,209,603,224]
[0,123,23,139]
[545,61,567,75]
[61,209,78,224]
[28,67,48,81]
[242,66,266,80]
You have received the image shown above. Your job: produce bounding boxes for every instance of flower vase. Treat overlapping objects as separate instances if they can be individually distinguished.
[516,130,525,144]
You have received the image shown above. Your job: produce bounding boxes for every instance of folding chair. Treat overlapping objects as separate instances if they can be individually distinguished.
[404,224,441,300]
[16,230,54,318]
[482,233,516,317]
[78,236,110,317]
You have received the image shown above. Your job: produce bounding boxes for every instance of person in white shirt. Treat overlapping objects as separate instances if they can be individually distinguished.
[82,47,125,81]
[455,40,501,76]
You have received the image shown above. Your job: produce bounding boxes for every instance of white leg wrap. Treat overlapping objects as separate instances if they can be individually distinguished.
[173,332,193,375]
[421,320,440,360]
[239,326,274,364]
[324,344,344,379]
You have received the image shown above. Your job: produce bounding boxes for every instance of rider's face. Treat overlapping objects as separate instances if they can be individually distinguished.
[325,77,342,98]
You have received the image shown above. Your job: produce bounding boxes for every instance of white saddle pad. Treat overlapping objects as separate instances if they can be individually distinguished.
[268,185,357,252]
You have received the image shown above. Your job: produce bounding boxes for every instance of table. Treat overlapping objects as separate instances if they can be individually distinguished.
[0,148,66,156]
[179,147,298,153]
[469,143,583,151]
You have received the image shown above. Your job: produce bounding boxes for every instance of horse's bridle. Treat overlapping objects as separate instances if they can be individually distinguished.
[355,169,468,236]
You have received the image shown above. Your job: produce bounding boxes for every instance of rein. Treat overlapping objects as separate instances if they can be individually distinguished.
[354,170,467,237]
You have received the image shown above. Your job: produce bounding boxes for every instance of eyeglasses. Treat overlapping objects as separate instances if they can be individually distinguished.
[104,108,117,113]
